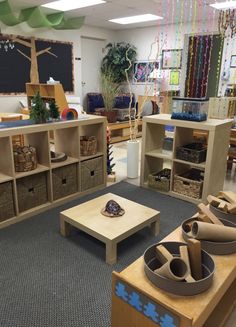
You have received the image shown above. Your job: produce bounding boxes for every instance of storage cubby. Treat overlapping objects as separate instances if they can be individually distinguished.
[141,114,232,203]
[51,126,79,169]
[16,172,49,213]
[80,123,105,158]
[81,156,104,192]
[0,181,16,222]
[0,137,14,182]
[52,163,78,200]
[0,116,106,227]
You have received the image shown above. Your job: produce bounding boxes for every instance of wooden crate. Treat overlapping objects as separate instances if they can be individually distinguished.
[0,181,15,222]
[81,156,103,191]
[17,173,48,212]
[52,163,78,200]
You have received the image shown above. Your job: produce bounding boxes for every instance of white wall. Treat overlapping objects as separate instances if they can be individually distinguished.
[1,18,235,113]
[115,20,236,100]
[0,23,116,113]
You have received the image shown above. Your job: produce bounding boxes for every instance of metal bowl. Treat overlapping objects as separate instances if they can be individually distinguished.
[209,204,236,225]
[182,217,236,255]
[144,241,215,296]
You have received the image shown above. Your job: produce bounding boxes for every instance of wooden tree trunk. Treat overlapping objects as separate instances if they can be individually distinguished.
[30,37,39,83]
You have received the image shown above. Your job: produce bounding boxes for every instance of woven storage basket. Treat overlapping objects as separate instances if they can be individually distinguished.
[81,156,103,191]
[0,181,15,222]
[176,142,207,164]
[80,136,97,156]
[173,168,204,199]
[17,172,48,212]
[52,163,78,200]
[13,145,37,172]
[148,168,171,192]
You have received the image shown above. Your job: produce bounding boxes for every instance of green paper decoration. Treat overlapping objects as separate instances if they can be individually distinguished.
[0,0,85,29]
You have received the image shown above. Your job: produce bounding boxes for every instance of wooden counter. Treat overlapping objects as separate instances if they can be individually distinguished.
[111,227,236,327]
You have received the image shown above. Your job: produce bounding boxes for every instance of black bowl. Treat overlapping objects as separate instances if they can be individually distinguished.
[182,217,236,255]
[144,241,215,296]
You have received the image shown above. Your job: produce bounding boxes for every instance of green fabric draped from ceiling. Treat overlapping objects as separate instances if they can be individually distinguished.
[0,0,85,29]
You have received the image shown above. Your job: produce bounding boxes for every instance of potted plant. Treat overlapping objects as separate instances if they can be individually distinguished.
[100,68,120,123]
[101,42,137,83]
[30,91,49,124]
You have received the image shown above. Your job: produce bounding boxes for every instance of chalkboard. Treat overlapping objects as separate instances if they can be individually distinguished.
[0,34,74,94]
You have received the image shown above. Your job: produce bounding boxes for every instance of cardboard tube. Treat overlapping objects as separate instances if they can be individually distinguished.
[192,221,236,242]
[154,257,189,281]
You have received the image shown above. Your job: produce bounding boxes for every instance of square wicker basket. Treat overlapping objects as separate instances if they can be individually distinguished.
[148,168,171,192]
[0,181,15,222]
[173,168,204,199]
[81,156,103,191]
[52,163,78,200]
[80,136,97,156]
[17,173,48,212]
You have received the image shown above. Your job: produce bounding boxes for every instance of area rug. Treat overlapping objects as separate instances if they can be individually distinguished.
[0,181,196,327]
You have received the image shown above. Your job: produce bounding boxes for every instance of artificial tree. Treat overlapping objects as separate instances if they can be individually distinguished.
[30,91,49,124]
[101,42,137,83]
[49,99,60,120]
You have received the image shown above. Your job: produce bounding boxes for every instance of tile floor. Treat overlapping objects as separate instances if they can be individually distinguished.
[109,140,236,327]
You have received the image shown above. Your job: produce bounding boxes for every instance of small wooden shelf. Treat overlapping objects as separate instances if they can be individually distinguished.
[140,114,232,202]
[145,149,173,160]
[0,173,13,183]
[0,116,107,228]
[14,164,50,179]
[51,156,79,169]
[80,152,104,162]
[26,83,68,112]
[111,226,236,327]
[173,158,206,169]
[108,121,142,144]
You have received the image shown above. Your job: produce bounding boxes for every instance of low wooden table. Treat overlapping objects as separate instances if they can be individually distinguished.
[60,193,160,264]
[111,227,236,327]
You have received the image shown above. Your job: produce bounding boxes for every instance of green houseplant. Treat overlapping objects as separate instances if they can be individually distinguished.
[101,42,137,83]
[100,68,120,123]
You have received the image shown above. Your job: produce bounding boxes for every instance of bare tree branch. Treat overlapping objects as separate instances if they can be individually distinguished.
[46,50,57,58]
[16,49,31,61]
[12,37,32,48]
[36,47,57,58]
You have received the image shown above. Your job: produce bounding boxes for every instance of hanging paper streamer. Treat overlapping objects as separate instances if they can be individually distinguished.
[61,108,78,120]
[0,0,85,29]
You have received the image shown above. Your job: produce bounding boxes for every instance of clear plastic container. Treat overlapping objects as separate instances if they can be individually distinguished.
[171,97,209,121]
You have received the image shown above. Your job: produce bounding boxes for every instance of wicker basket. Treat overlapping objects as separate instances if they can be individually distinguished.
[173,168,204,199]
[176,142,207,164]
[80,136,97,156]
[81,156,103,191]
[0,181,15,222]
[52,163,78,200]
[13,145,37,172]
[148,168,171,192]
[17,172,48,212]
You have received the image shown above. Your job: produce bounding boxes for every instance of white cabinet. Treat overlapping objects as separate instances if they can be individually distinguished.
[140,114,232,203]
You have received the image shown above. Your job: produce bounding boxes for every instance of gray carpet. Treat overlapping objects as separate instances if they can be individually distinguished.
[0,181,196,327]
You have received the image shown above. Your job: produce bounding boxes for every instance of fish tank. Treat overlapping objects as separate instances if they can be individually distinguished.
[171,97,209,122]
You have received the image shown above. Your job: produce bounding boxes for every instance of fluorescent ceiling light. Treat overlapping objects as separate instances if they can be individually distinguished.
[42,0,106,11]
[109,14,163,25]
[209,1,236,10]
